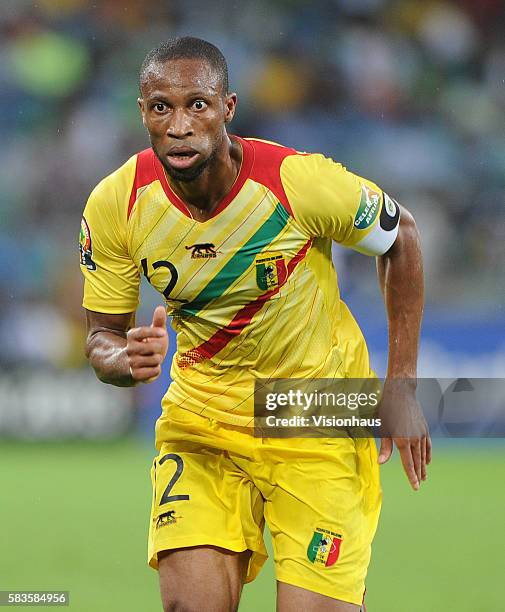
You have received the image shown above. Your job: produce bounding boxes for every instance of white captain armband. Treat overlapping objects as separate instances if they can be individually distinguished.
[353,193,400,256]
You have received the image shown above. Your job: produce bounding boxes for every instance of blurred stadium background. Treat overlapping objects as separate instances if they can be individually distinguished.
[0,0,504,610]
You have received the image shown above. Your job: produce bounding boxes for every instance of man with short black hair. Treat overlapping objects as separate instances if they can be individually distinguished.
[81,36,430,612]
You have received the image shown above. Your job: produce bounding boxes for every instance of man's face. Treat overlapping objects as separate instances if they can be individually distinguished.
[138,58,236,182]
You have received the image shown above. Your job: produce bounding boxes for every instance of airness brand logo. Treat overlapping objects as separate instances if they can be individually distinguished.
[155,510,181,529]
[185,243,219,258]
[354,185,381,230]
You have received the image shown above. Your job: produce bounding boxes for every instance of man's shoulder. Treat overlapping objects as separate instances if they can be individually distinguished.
[95,148,154,190]
[87,148,157,216]
[243,137,301,213]
[243,137,345,213]
[244,137,335,188]
[89,151,140,199]
[244,137,298,166]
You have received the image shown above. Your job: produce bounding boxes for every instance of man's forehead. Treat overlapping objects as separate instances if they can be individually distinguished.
[142,58,220,94]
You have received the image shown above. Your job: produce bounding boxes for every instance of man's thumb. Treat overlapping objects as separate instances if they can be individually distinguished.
[378,437,393,464]
[151,305,167,329]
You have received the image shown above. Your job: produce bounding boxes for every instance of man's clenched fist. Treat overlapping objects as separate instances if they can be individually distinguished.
[126,305,168,383]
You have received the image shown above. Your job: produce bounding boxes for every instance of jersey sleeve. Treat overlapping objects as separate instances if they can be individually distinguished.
[280,153,400,255]
[79,175,140,313]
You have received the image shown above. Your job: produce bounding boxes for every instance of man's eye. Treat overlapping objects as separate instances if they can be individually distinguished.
[193,100,206,110]
[154,103,166,112]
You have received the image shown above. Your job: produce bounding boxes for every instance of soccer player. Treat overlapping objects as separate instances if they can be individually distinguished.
[81,37,430,612]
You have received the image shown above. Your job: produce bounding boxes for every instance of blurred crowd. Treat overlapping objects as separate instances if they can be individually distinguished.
[1,0,504,369]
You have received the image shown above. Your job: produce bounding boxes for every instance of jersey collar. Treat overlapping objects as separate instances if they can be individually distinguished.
[153,135,254,220]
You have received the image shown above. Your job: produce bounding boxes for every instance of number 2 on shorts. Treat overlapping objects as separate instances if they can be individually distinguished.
[158,453,190,505]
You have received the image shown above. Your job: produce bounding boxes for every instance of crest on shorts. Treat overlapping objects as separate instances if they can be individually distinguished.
[255,253,287,291]
[79,217,96,270]
[307,527,343,567]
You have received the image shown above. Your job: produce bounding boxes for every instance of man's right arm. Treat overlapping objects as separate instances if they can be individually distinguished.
[85,307,168,387]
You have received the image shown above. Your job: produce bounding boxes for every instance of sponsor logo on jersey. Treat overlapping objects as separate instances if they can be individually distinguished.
[79,216,96,270]
[354,185,381,230]
[307,527,343,567]
[185,243,219,258]
[155,510,181,529]
[255,253,287,291]
[380,194,400,231]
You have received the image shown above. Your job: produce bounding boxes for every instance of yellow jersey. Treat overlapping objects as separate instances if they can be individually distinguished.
[80,137,399,427]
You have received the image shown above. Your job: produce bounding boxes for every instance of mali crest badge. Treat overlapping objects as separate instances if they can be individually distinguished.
[307,527,343,567]
[255,253,287,291]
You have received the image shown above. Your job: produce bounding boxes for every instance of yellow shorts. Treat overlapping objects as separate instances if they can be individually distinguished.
[148,406,381,605]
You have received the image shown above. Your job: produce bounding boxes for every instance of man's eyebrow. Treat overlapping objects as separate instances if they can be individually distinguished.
[184,89,217,97]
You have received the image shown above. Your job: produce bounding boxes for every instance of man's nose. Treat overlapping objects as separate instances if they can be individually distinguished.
[167,109,193,138]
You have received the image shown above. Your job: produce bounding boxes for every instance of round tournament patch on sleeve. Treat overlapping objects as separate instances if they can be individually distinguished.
[79,216,97,271]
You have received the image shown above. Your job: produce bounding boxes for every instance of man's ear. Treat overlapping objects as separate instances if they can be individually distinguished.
[224,93,237,124]
[138,97,146,127]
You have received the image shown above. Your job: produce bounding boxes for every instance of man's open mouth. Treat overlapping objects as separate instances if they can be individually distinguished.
[166,148,200,170]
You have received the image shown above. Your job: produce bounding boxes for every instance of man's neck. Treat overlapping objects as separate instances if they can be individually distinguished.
[165,135,242,220]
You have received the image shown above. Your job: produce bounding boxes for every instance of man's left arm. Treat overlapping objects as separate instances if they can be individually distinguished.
[376,205,432,490]
[279,154,431,488]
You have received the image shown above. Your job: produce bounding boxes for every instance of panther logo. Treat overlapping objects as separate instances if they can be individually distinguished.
[185,243,218,258]
[156,510,178,528]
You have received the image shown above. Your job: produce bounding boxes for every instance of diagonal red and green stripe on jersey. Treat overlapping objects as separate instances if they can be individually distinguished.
[177,237,312,368]
[180,202,291,316]
[307,528,343,567]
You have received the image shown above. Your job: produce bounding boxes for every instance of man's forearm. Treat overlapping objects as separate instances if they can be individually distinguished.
[377,207,424,379]
[86,331,135,387]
